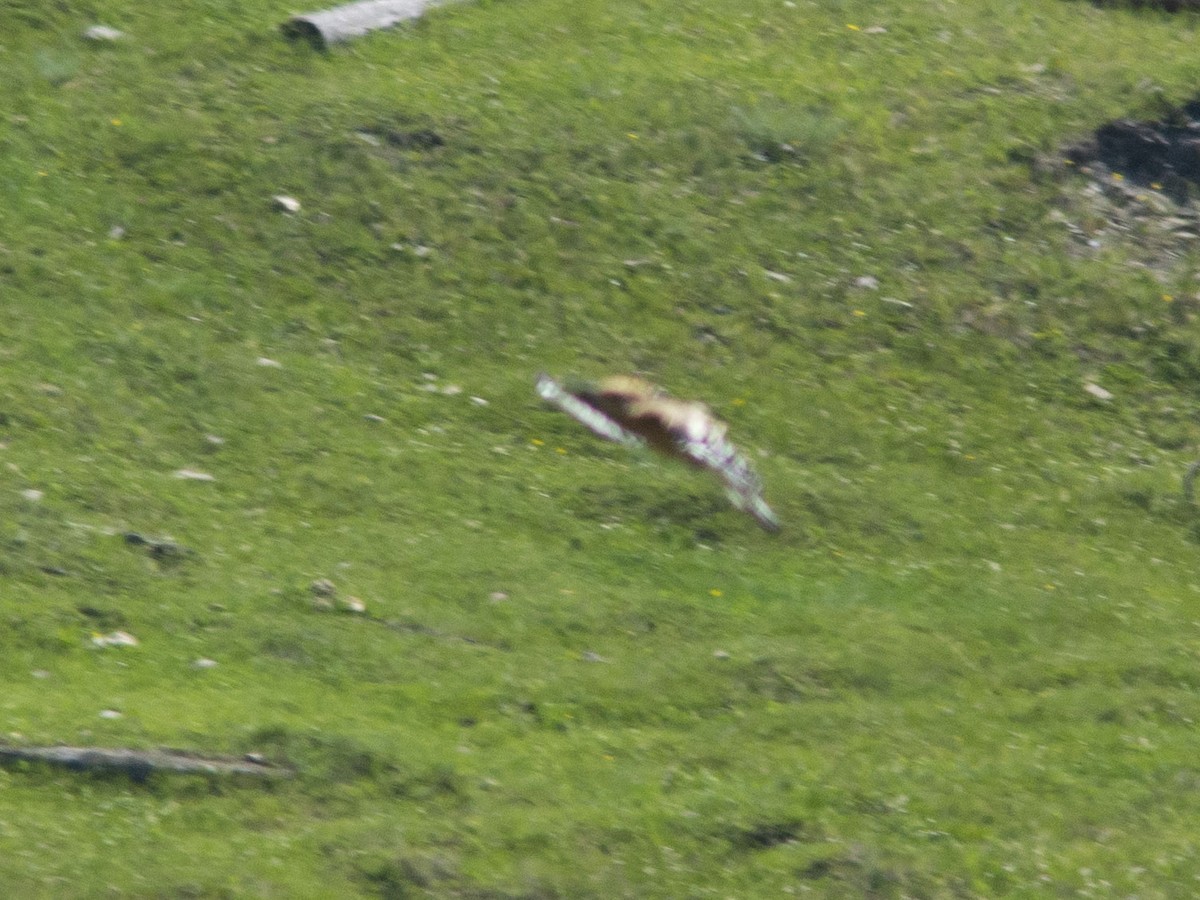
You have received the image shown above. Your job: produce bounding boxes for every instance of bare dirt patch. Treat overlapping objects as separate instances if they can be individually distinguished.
[1047,101,1200,287]
[1066,101,1200,202]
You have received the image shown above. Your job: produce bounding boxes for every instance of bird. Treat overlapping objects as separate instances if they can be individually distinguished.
[535,373,781,532]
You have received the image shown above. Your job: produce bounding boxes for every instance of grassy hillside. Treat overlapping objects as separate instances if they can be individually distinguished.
[3,0,1200,896]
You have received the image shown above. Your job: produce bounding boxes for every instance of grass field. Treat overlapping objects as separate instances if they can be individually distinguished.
[4,0,1200,896]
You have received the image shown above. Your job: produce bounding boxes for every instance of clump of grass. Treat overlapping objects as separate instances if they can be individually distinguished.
[730,101,845,163]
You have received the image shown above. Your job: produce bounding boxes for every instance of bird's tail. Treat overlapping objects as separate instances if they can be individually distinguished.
[685,423,781,533]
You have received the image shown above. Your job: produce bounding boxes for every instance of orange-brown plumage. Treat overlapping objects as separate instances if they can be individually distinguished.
[536,373,780,531]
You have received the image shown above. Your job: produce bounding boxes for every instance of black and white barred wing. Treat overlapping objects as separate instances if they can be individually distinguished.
[673,405,781,533]
[537,373,781,532]
[535,373,642,449]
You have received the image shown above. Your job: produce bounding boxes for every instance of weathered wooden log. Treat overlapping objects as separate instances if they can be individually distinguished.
[0,745,292,781]
[282,0,457,48]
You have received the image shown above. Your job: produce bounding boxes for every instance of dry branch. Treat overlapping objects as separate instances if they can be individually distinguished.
[0,745,293,781]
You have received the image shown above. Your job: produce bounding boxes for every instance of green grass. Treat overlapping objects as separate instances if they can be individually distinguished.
[4,0,1200,896]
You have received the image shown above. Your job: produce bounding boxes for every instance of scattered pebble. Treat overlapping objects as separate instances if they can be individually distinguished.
[107,224,126,240]
[83,25,124,41]
[192,658,218,669]
[713,650,731,660]
[123,532,189,560]
[98,709,123,719]
[470,396,489,406]
[310,578,336,597]
[339,595,366,614]
[580,650,608,663]
[854,274,880,290]
[488,591,509,603]
[763,269,792,283]
[272,195,301,213]
[1084,382,1114,401]
[205,434,226,446]
[174,468,215,481]
[256,357,282,368]
[20,489,43,501]
[31,670,50,680]
[390,242,433,257]
[363,413,386,423]
[91,631,139,648]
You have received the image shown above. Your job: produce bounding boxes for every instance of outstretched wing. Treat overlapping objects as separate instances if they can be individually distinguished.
[537,373,781,532]
[665,402,781,533]
[535,373,642,448]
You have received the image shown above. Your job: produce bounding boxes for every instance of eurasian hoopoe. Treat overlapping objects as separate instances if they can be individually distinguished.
[536,373,781,532]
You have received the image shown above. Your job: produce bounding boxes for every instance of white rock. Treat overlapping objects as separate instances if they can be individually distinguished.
[83,25,124,41]
[272,195,301,213]
[174,468,215,481]
[91,631,139,648]
[1084,383,1113,401]
[339,595,367,614]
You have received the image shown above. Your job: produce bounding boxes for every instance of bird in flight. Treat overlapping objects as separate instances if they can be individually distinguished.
[535,373,781,532]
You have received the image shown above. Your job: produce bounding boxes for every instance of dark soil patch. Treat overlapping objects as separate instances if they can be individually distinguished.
[725,819,806,850]
[1066,100,1200,202]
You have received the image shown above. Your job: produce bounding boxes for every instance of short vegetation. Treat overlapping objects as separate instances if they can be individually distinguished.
[3,0,1200,896]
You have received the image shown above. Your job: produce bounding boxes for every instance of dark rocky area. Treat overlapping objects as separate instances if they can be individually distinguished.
[1067,100,1200,201]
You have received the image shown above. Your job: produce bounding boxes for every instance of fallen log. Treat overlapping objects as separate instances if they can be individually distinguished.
[0,745,293,782]
[282,0,460,48]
